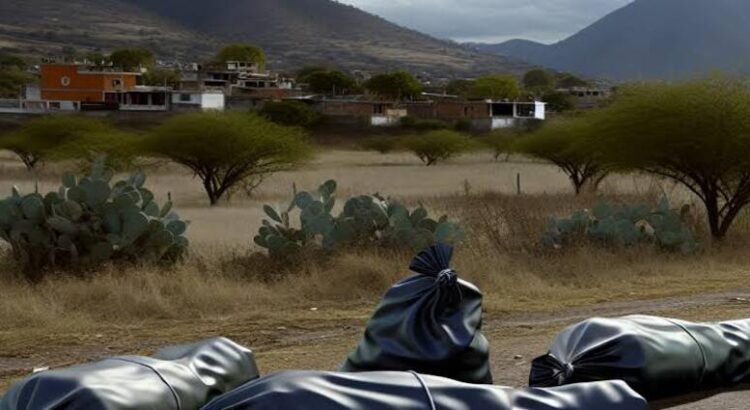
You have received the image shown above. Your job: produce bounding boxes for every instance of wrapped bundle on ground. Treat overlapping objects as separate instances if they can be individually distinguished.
[340,244,492,384]
[529,315,750,400]
[1,337,259,410]
[202,370,647,410]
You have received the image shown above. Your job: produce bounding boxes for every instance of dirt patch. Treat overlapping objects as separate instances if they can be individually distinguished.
[3,290,750,407]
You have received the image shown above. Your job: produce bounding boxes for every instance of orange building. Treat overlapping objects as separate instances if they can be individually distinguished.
[40,64,140,107]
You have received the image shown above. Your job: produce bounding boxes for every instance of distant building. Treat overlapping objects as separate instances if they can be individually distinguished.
[407,99,546,130]
[180,61,300,100]
[37,64,169,111]
[304,96,546,129]
[311,98,407,127]
[559,87,611,109]
[171,90,226,111]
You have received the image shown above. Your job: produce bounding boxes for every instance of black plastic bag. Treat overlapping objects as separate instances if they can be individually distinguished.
[529,315,750,400]
[1,337,259,410]
[340,244,492,384]
[201,370,647,410]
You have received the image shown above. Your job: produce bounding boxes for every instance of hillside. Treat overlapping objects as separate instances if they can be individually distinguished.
[473,0,750,81]
[0,0,219,60]
[125,0,530,76]
[0,0,530,76]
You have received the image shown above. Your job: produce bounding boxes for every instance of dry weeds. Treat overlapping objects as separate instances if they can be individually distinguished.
[2,149,750,394]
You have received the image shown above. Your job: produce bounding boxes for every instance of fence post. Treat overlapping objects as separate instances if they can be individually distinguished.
[516,173,522,195]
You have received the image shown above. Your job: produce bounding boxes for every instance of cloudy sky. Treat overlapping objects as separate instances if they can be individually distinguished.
[339,0,633,44]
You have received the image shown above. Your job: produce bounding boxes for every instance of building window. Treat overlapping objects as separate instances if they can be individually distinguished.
[152,93,166,106]
[516,104,536,118]
[49,102,61,110]
[374,104,385,115]
[491,103,514,117]
[180,93,192,102]
[112,79,123,89]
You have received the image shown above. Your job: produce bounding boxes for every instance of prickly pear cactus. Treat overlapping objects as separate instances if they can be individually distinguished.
[542,197,697,253]
[0,159,189,278]
[255,180,463,259]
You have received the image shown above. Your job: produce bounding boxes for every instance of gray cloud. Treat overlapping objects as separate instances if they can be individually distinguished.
[339,0,633,44]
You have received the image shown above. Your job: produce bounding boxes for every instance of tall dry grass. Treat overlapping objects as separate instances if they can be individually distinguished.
[0,149,749,333]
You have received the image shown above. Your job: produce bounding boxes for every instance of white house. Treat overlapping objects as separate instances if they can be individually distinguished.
[171,90,225,111]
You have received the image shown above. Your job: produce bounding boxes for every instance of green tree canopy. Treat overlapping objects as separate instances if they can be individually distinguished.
[592,76,750,239]
[259,101,321,128]
[0,69,35,99]
[298,68,360,96]
[109,48,155,71]
[479,128,522,161]
[0,53,26,70]
[143,112,312,205]
[445,79,474,97]
[0,116,118,170]
[297,66,330,80]
[84,51,109,67]
[143,67,181,87]
[469,74,521,100]
[215,44,266,69]
[523,69,555,93]
[516,115,609,194]
[402,130,473,166]
[365,72,423,100]
[542,90,575,112]
[0,53,33,98]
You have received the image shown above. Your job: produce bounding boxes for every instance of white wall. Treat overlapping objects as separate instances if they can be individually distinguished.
[371,115,401,127]
[201,93,225,110]
[534,102,546,120]
[491,117,517,129]
[172,92,225,111]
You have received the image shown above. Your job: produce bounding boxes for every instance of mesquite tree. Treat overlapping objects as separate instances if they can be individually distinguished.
[594,77,750,239]
[145,112,312,205]
[516,116,609,194]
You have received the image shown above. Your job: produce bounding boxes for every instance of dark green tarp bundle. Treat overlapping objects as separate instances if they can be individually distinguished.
[340,244,492,384]
[529,315,750,400]
[201,370,647,410]
[0,337,259,410]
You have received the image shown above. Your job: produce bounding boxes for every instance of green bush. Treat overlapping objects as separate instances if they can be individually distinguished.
[365,72,423,100]
[215,44,266,69]
[259,101,321,128]
[542,198,698,253]
[255,180,463,260]
[479,129,518,160]
[0,160,189,280]
[400,116,450,131]
[402,130,474,166]
[0,116,132,171]
[453,119,473,132]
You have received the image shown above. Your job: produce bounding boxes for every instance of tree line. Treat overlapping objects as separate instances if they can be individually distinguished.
[511,76,750,240]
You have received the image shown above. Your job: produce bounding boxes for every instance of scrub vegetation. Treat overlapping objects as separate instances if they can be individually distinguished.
[3,77,750,399]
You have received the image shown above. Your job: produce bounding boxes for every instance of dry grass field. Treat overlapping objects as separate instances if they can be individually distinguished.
[1,148,750,407]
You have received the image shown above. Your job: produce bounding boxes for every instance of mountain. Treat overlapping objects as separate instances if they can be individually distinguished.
[0,0,530,76]
[468,40,549,67]
[473,0,750,81]
[0,0,220,59]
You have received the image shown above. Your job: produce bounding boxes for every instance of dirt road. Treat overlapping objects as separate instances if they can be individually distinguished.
[2,289,750,408]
